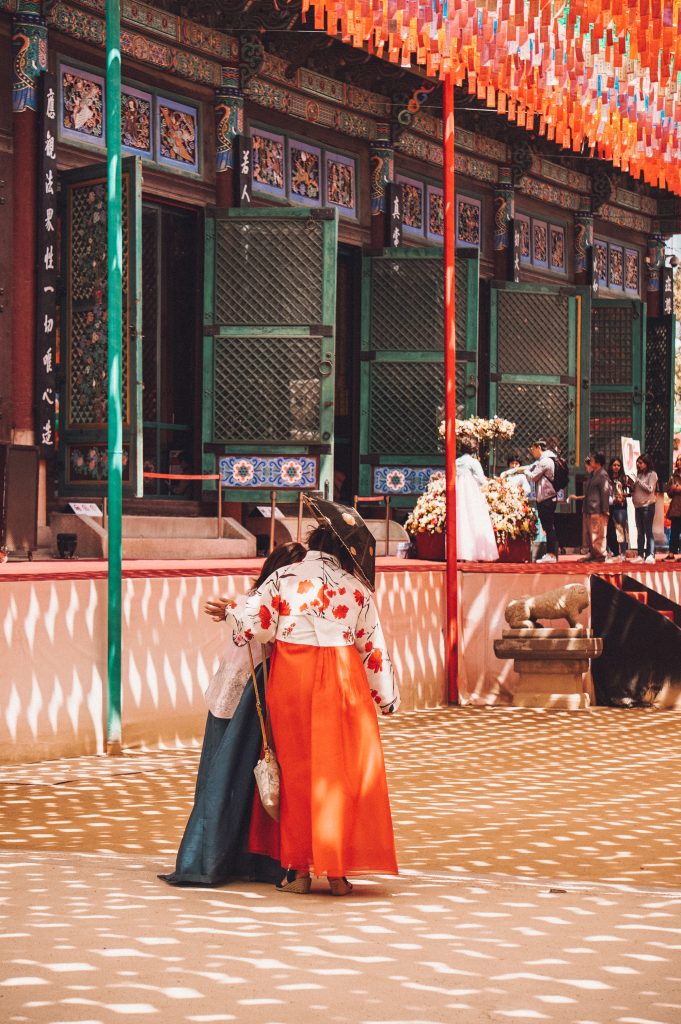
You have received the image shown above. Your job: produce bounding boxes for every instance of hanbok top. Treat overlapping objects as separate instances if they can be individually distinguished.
[225,550,400,714]
[204,593,267,719]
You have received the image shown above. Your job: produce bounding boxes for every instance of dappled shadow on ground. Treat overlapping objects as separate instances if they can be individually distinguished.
[0,856,680,1024]
[2,708,681,1023]
[2,708,681,888]
[384,708,681,888]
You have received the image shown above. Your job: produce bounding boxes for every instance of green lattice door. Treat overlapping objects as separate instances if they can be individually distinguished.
[203,207,338,499]
[490,284,578,479]
[358,248,479,499]
[59,159,143,497]
[645,316,675,480]
[589,298,645,461]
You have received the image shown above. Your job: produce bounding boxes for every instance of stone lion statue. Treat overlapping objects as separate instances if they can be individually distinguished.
[504,582,589,630]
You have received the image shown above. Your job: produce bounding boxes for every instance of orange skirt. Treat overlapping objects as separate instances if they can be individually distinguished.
[248,642,398,877]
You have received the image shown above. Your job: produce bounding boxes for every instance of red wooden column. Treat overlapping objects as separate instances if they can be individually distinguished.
[214,64,243,209]
[443,76,459,704]
[11,2,45,443]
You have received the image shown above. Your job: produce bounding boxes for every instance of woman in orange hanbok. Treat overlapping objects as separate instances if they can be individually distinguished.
[226,521,399,896]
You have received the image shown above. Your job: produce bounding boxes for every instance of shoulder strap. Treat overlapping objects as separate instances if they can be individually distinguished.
[247,644,271,756]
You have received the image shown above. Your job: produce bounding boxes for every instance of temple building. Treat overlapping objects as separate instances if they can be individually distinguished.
[0,0,678,541]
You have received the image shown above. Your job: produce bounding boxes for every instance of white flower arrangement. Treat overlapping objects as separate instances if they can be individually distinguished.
[482,478,538,542]
[438,416,516,448]
[405,472,446,535]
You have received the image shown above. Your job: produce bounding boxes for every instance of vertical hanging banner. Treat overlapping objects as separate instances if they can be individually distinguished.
[388,182,402,248]
[35,70,57,454]
[237,136,252,207]
[661,266,674,316]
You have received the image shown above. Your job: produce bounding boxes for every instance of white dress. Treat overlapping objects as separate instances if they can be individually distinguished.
[456,454,499,562]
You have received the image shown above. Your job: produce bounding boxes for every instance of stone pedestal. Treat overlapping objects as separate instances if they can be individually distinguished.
[494,628,603,710]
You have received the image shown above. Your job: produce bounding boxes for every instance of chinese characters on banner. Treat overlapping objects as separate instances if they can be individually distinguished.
[661,266,674,317]
[35,72,57,455]
[388,183,402,248]
[237,137,252,207]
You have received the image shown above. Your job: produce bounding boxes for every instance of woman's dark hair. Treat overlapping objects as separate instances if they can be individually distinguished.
[458,440,476,456]
[637,452,654,473]
[608,456,625,481]
[507,453,521,467]
[253,541,306,590]
[306,523,357,577]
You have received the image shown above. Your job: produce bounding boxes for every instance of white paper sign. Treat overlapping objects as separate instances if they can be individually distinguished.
[620,436,641,480]
[256,506,285,520]
[69,502,103,517]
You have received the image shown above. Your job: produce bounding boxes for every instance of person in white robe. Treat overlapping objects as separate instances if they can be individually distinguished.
[456,443,499,562]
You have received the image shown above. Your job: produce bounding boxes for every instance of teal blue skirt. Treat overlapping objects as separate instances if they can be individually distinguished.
[159,663,282,886]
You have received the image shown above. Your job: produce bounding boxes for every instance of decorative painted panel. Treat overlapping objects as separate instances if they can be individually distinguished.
[67,443,130,484]
[59,63,105,147]
[157,96,199,173]
[250,126,286,197]
[48,4,222,86]
[121,85,152,158]
[456,195,482,248]
[288,139,321,207]
[325,151,357,218]
[219,455,319,490]
[373,466,440,495]
[625,248,640,294]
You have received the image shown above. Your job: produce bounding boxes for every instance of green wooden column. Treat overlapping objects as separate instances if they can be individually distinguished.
[106,0,123,755]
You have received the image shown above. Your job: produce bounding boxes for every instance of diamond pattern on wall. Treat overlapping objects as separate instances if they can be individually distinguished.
[591,305,634,385]
[213,335,323,443]
[369,361,444,453]
[67,175,130,426]
[370,258,444,352]
[496,381,572,464]
[590,391,633,460]
[645,319,673,479]
[497,291,570,376]
[214,219,325,326]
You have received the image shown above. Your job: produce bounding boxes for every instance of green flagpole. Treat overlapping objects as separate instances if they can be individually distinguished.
[106,0,123,755]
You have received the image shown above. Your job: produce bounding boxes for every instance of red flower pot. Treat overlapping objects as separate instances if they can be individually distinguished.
[496,536,532,563]
[414,530,446,561]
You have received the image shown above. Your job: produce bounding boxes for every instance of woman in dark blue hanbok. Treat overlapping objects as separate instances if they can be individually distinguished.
[158,542,306,887]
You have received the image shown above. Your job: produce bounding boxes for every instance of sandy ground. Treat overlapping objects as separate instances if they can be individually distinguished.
[1,707,680,1024]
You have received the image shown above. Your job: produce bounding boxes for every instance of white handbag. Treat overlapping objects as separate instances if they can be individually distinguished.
[248,646,280,821]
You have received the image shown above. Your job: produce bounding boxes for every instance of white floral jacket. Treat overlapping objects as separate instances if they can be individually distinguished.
[225,551,400,714]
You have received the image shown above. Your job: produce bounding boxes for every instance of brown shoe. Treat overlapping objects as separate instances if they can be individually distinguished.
[328,876,353,896]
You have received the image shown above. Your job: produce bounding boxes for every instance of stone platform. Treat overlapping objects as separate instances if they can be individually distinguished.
[494,627,603,710]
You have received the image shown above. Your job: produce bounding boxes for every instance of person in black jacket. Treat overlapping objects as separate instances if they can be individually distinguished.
[568,452,612,562]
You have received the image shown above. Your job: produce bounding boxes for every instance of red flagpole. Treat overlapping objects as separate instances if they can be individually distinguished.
[443,75,459,704]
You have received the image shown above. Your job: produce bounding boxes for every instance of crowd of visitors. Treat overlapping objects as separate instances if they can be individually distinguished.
[496,439,673,564]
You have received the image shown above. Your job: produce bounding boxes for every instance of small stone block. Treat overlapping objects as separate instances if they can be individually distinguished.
[502,628,593,639]
[494,637,603,660]
[514,659,589,675]
[512,692,591,710]
[513,674,584,694]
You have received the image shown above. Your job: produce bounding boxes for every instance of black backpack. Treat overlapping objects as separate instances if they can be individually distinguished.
[550,456,569,492]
